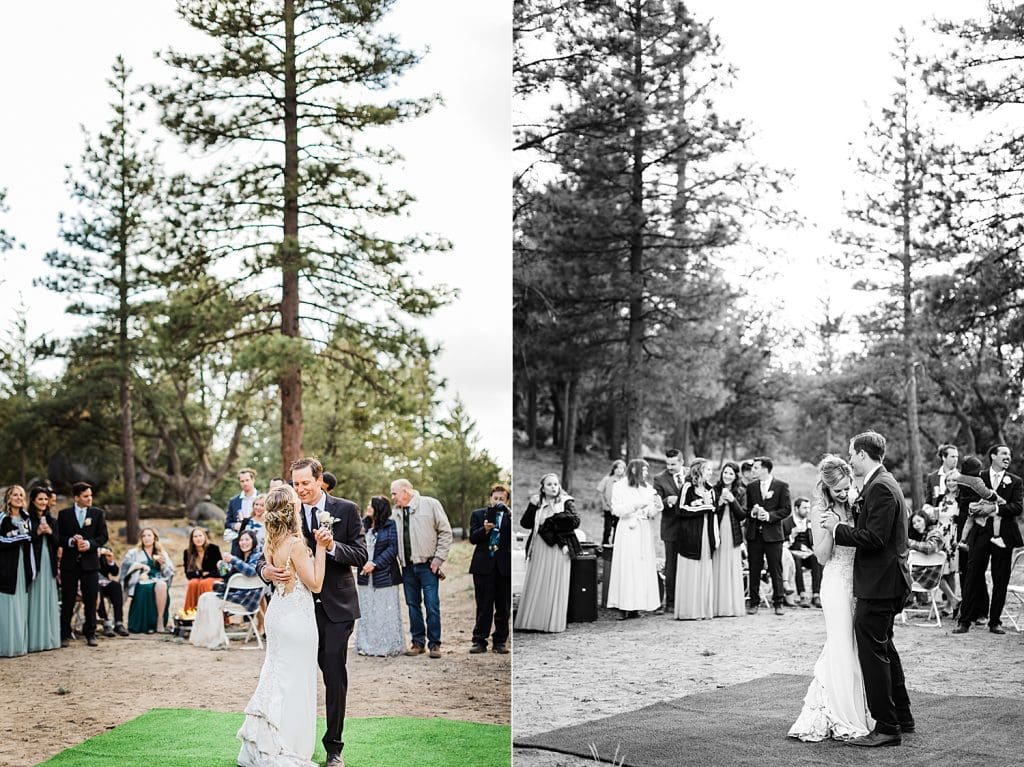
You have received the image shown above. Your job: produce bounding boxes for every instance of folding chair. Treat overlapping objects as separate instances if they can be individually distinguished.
[1001,549,1024,632]
[221,574,266,649]
[899,550,946,627]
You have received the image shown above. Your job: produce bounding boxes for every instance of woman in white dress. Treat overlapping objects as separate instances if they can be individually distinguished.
[514,473,578,633]
[788,455,873,741]
[237,484,326,767]
[607,459,663,620]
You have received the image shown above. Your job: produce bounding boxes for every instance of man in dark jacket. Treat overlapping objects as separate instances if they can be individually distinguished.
[469,484,512,654]
[57,482,108,647]
[744,456,792,616]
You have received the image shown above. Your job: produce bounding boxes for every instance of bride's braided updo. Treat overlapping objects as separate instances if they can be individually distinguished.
[263,484,300,552]
[815,454,854,510]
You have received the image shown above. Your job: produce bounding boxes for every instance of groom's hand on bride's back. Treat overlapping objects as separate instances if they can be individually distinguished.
[262,563,292,584]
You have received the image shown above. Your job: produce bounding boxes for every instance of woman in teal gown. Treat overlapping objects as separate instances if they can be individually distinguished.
[27,486,60,652]
[123,527,174,633]
[0,485,33,657]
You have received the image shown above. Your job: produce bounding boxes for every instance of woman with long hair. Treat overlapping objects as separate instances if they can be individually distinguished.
[712,461,747,617]
[237,483,325,767]
[123,527,175,633]
[0,485,32,656]
[26,486,60,651]
[607,459,663,619]
[597,460,627,545]
[907,509,959,615]
[674,459,718,620]
[183,526,223,613]
[355,496,404,656]
[514,472,579,633]
[789,454,873,741]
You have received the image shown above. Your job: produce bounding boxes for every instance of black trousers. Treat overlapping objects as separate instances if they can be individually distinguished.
[315,603,354,756]
[960,530,1012,628]
[854,596,911,734]
[60,567,99,639]
[746,538,784,607]
[663,539,679,605]
[792,554,822,595]
[97,581,124,624]
[601,511,618,546]
[472,570,511,646]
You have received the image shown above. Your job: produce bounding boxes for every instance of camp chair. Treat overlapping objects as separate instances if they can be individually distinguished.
[1001,549,1024,632]
[899,550,946,627]
[221,574,266,649]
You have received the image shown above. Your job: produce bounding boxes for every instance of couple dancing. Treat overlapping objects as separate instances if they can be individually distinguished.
[788,431,915,747]
[237,457,367,767]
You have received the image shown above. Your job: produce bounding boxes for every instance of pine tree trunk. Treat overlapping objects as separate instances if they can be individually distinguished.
[280,0,304,475]
[527,378,538,451]
[560,376,579,492]
[625,0,645,462]
[608,400,623,461]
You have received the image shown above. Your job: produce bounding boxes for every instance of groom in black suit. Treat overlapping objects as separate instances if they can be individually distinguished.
[824,431,914,747]
[260,457,367,767]
[57,482,108,647]
[954,443,1024,635]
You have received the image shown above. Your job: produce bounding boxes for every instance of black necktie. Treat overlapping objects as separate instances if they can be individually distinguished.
[402,507,412,566]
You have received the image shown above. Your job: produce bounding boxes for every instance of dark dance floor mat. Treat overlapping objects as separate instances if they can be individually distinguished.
[514,673,1024,766]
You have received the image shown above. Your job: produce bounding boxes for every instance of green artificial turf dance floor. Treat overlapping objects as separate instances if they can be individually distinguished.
[38,709,510,767]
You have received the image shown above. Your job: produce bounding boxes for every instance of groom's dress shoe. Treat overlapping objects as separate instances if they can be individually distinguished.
[848,730,901,747]
[325,753,345,767]
[898,718,915,733]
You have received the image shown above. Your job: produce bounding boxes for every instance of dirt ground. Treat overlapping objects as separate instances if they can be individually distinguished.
[0,520,510,767]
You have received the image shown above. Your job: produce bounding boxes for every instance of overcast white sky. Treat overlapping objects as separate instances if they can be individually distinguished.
[0,1,511,468]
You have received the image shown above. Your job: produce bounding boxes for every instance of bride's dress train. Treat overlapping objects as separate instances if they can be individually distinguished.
[788,542,874,741]
[237,569,318,766]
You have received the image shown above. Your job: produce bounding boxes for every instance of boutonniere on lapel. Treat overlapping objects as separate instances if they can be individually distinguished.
[317,510,333,528]
[1002,476,1012,487]
[851,496,864,519]
[765,490,774,500]
[84,517,93,527]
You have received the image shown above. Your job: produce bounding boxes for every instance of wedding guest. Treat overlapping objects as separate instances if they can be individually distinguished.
[925,443,959,504]
[608,459,663,620]
[783,498,821,608]
[392,479,453,658]
[675,458,718,621]
[356,497,404,657]
[57,482,108,647]
[739,460,755,487]
[96,545,129,638]
[26,486,60,651]
[652,449,686,613]
[955,457,1006,549]
[183,526,223,613]
[744,456,791,616]
[928,472,962,614]
[596,460,626,546]
[321,472,338,495]
[468,485,512,653]
[712,461,746,617]
[225,468,260,548]
[216,530,265,608]
[514,473,579,634]
[907,510,959,612]
[0,486,32,657]
[123,527,175,633]
[191,530,264,648]
[235,494,267,555]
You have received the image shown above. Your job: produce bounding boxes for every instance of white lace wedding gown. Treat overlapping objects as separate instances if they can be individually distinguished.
[237,561,318,766]
[788,529,874,741]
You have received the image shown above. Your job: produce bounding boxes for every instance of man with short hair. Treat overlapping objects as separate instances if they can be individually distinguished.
[925,444,959,502]
[739,460,755,488]
[225,468,260,547]
[57,482,108,647]
[744,456,791,616]
[391,478,453,659]
[783,497,821,608]
[468,484,512,654]
[321,471,338,495]
[258,457,366,767]
[652,449,686,613]
[954,443,1024,635]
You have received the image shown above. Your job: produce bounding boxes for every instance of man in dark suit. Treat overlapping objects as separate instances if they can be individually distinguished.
[260,457,367,767]
[468,484,512,654]
[824,431,914,747]
[651,449,686,613]
[954,443,1024,635]
[744,456,791,616]
[924,443,959,504]
[783,497,821,608]
[57,482,108,647]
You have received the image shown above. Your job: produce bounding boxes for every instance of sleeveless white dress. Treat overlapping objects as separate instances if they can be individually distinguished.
[238,558,318,766]
[788,509,874,741]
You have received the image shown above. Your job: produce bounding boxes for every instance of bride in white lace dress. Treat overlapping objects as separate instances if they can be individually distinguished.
[788,455,874,742]
[238,485,326,766]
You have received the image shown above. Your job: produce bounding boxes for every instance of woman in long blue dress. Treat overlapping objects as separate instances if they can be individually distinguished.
[356,496,405,656]
[27,486,60,651]
[0,485,33,657]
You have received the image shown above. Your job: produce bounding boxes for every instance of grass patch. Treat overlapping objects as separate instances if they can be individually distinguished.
[38,709,509,767]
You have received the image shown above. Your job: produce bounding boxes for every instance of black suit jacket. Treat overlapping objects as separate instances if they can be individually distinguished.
[652,469,685,542]
[834,467,913,600]
[468,505,511,577]
[976,470,1024,549]
[296,493,367,624]
[56,506,108,572]
[743,478,791,543]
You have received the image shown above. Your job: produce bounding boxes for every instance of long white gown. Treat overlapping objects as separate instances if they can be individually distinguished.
[788,510,874,741]
[606,481,662,612]
[237,563,318,766]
